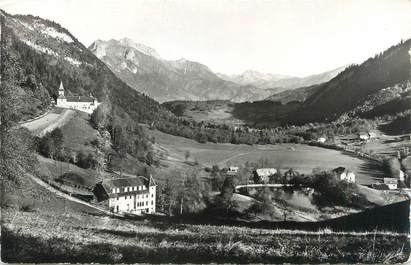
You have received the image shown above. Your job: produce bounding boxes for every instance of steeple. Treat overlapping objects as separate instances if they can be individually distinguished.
[148,175,157,186]
[58,81,65,96]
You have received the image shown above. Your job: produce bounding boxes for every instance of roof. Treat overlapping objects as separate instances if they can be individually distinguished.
[371,183,390,190]
[383,178,398,184]
[98,176,154,197]
[103,176,147,189]
[255,168,277,177]
[59,81,64,91]
[332,167,347,174]
[66,95,95,103]
[149,175,157,186]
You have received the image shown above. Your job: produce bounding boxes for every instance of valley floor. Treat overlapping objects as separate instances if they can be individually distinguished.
[145,125,385,185]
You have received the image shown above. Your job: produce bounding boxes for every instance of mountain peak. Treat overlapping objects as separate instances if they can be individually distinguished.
[118,38,162,59]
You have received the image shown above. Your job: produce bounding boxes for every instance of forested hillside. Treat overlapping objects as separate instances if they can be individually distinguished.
[233,39,411,126]
[1,10,172,123]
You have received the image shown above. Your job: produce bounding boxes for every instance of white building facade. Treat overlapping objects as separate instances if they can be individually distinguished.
[94,176,157,214]
[56,81,100,114]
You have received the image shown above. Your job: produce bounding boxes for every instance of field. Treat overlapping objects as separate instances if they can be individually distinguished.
[60,110,100,154]
[163,100,245,125]
[2,208,409,264]
[146,126,384,185]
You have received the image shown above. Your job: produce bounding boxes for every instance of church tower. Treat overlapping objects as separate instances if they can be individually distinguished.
[58,81,65,96]
[56,81,66,107]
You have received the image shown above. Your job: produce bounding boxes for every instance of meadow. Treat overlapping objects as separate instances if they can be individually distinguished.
[2,208,409,264]
[146,126,384,185]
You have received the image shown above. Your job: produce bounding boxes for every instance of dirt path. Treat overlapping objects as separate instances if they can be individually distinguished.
[26,172,119,216]
[21,108,75,136]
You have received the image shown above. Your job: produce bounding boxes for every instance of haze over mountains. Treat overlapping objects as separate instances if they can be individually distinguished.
[89,38,347,103]
[218,65,347,91]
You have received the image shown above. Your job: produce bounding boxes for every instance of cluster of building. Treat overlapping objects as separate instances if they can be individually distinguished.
[56,81,100,114]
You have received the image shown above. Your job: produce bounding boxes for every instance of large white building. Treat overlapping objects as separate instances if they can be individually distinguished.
[93,176,157,214]
[56,81,100,114]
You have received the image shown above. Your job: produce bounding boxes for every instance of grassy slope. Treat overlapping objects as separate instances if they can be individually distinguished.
[2,206,409,264]
[60,111,100,154]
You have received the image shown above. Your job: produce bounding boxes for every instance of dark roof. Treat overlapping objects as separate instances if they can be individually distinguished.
[66,96,95,102]
[103,177,147,189]
[149,175,157,186]
[371,183,390,190]
[332,167,346,174]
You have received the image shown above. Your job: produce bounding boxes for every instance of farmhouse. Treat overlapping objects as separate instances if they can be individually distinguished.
[254,168,277,183]
[56,81,100,114]
[227,166,239,175]
[332,167,356,183]
[383,178,398,190]
[358,132,369,141]
[93,175,157,214]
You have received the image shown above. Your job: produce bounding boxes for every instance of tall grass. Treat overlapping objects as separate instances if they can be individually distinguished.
[2,209,409,263]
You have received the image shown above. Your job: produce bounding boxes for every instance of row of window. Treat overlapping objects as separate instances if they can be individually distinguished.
[135,200,155,207]
[116,193,154,200]
[112,185,147,193]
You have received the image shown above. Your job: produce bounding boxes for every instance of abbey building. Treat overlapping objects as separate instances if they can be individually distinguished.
[56,81,100,114]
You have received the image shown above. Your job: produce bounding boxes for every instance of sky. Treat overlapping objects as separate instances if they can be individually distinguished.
[1,0,411,77]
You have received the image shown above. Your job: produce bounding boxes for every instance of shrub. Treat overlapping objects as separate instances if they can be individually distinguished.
[19,198,36,212]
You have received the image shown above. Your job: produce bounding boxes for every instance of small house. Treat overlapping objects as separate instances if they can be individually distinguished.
[317,137,326,143]
[358,133,369,141]
[383,178,398,190]
[332,167,356,183]
[368,131,378,139]
[227,166,239,175]
[93,175,157,214]
[254,168,277,183]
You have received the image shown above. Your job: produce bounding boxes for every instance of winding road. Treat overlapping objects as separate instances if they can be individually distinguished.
[21,108,75,136]
[26,172,119,216]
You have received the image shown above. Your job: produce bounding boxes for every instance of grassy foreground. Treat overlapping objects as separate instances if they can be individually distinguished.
[2,209,409,264]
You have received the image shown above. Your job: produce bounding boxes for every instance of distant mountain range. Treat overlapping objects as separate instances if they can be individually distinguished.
[89,39,272,103]
[233,39,411,126]
[3,8,409,129]
[89,38,346,103]
[218,66,347,91]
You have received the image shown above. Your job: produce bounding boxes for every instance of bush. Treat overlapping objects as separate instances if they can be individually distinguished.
[19,198,36,212]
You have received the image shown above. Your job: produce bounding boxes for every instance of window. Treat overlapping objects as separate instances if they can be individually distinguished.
[117,188,120,193]
[146,201,148,206]
[125,187,128,192]
[151,201,153,205]
[112,188,116,193]
[138,186,141,190]
[117,197,119,201]
[146,194,148,198]
[151,194,154,198]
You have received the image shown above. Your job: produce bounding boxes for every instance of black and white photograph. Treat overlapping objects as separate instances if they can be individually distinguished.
[1,0,411,263]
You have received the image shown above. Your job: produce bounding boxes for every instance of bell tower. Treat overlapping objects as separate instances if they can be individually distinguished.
[58,81,65,96]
